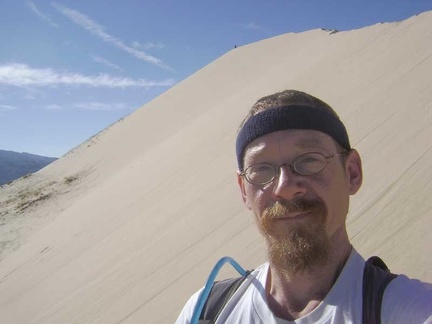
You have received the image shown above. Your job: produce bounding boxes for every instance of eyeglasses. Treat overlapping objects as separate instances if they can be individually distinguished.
[240,152,346,186]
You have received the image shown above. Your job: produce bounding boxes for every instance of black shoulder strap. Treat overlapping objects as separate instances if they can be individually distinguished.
[362,256,398,324]
[198,274,249,324]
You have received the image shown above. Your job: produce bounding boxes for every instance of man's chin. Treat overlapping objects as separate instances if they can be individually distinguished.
[266,225,329,276]
[262,215,315,238]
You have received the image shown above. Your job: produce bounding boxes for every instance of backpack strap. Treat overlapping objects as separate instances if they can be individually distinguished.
[198,274,250,324]
[362,256,398,324]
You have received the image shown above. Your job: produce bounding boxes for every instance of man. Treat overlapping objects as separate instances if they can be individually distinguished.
[176,90,432,323]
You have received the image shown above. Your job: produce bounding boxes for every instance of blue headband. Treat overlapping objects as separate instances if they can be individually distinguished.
[236,106,351,171]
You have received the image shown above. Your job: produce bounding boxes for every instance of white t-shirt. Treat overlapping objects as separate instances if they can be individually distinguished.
[175,249,432,324]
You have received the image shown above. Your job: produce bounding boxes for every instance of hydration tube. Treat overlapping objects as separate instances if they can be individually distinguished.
[190,256,248,324]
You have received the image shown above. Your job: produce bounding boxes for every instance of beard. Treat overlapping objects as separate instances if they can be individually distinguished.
[259,198,329,277]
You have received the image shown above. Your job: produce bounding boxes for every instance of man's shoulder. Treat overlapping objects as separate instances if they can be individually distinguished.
[175,262,269,324]
[386,274,432,300]
[382,274,432,323]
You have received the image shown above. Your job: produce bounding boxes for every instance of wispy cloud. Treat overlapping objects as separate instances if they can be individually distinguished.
[132,41,165,51]
[0,104,17,112]
[74,102,131,111]
[26,1,58,27]
[45,104,63,111]
[91,55,123,72]
[241,22,264,31]
[52,3,171,71]
[0,63,175,88]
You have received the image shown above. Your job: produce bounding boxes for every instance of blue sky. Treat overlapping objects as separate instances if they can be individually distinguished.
[1,1,431,157]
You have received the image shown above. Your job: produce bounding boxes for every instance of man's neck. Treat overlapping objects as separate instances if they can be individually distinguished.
[266,237,352,320]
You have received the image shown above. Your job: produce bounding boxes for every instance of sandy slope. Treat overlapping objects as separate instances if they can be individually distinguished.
[0,11,431,323]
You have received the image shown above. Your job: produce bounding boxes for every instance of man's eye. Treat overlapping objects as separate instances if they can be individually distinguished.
[297,153,325,164]
[254,165,272,172]
[302,157,319,163]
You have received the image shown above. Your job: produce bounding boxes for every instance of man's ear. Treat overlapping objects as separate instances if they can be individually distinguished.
[345,149,363,195]
[237,172,252,210]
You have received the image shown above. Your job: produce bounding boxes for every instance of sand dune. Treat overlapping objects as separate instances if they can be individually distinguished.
[0,11,431,323]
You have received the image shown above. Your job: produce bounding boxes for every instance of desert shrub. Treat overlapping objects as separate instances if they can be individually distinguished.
[64,174,79,184]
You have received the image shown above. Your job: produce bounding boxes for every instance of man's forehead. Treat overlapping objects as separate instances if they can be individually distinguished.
[244,130,333,155]
[235,105,351,171]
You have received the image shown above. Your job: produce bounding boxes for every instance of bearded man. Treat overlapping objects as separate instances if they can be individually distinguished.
[176,90,432,324]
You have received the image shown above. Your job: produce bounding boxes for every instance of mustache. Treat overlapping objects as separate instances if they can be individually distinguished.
[263,198,326,219]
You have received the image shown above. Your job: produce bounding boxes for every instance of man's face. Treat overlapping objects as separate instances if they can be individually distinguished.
[237,129,362,274]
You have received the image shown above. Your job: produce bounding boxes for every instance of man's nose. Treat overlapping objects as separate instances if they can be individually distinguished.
[271,165,306,200]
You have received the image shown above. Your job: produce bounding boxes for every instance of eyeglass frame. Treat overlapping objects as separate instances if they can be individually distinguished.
[239,151,348,186]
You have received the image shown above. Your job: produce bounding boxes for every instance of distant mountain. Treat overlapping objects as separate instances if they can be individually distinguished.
[0,150,57,185]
